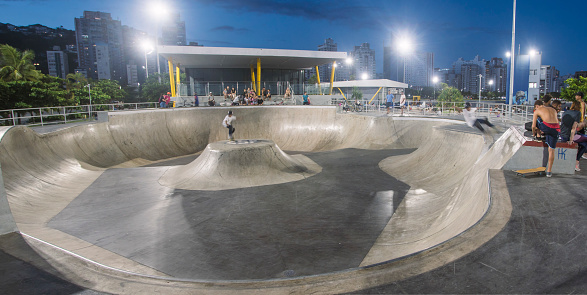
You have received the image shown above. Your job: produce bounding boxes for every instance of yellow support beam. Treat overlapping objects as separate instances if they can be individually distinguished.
[168,57,176,97]
[315,66,321,95]
[257,58,261,96]
[369,87,383,104]
[329,61,336,95]
[250,65,256,93]
[337,87,348,102]
[176,63,180,95]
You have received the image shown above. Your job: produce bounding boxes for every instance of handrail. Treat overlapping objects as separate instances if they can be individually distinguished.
[0,102,158,127]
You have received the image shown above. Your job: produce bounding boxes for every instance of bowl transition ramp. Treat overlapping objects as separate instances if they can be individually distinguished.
[0,106,521,294]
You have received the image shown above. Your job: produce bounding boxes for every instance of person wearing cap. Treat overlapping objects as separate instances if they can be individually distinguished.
[165,92,171,108]
[208,92,215,106]
[222,110,236,141]
[463,102,496,133]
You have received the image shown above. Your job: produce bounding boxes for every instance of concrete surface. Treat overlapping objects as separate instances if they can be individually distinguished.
[350,168,587,294]
[0,106,551,294]
[160,139,321,190]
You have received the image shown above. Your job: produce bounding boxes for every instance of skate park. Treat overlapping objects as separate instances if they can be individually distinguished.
[0,105,585,294]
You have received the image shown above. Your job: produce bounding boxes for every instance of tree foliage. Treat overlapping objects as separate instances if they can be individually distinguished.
[437,86,464,103]
[0,44,42,82]
[561,77,587,102]
[351,86,363,101]
[140,73,173,102]
[0,76,69,109]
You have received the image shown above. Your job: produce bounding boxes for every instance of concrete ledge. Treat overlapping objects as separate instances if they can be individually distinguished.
[503,126,577,174]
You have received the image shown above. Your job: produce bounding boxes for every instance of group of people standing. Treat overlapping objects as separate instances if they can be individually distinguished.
[385,89,407,115]
[532,92,587,176]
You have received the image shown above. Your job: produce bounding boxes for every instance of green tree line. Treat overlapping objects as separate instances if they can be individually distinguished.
[0,44,172,109]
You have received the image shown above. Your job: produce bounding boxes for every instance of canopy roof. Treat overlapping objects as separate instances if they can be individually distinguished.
[331,79,408,89]
[158,46,348,69]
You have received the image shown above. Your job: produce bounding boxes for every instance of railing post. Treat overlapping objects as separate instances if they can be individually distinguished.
[11,110,15,126]
[63,107,67,123]
[39,108,44,126]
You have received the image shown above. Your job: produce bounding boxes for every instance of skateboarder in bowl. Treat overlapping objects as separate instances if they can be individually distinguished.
[222,110,236,141]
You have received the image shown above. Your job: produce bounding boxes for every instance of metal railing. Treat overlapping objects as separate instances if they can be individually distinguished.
[0,102,158,127]
[331,98,534,126]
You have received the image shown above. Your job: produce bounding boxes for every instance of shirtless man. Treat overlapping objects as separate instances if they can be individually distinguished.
[532,101,560,177]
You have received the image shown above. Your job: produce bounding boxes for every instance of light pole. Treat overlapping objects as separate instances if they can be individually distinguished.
[150,2,168,84]
[478,74,483,108]
[508,0,517,115]
[141,41,153,79]
[433,76,439,100]
[396,36,412,84]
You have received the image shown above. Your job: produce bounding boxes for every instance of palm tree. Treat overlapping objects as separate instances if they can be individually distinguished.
[0,44,42,82]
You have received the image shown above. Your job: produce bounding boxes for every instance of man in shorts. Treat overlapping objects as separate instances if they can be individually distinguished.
[222,110,236,141]
[386,89,394,115]
[532,101,560,177]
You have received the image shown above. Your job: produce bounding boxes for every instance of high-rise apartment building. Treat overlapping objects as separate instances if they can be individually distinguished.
[317,38,337,82]
[540,65,560,94]
[126,64,138,87]
[75,11,126,82]
[161,13,186,46]
[350,43,375,80]
[485,58,507,93]
[122,25,156,84]
[383,47,433,86]
[450,56,487,94]
[46,46,69,79]
[404,52,434,87]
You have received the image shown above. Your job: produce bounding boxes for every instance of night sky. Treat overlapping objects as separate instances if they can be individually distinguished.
[0,0,585,75]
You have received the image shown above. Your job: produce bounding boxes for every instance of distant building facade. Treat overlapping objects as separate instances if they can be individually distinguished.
[161,13,186,46]
[485,58,507,93]
[383,46,433,86]
[506,50,542,104]
[46,46,69,79]
[122,25,156,84]
[540,65,560,94]
[574,71,587,79]
[317,38,337,82]
[75,11,126,82]
[404,51,434,87]
[350,43,376,80]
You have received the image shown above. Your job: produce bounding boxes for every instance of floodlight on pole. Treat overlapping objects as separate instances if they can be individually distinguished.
[345,58,353,65]
[149,1,169,83]
[478,74,483,107]
[141,40,154,79]
[361,73,368,80]
[396,36,413,84]
[508,0,516,115]
[433,76,439,100]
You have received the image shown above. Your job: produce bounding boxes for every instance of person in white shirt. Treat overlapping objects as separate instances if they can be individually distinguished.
[463,102,495,133]
[222,111,236,141]
[399,91,406,116]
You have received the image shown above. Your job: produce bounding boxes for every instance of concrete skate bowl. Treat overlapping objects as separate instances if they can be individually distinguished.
[0,106,522,294]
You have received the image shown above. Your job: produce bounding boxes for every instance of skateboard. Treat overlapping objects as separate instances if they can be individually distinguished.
[515,167,546,177]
